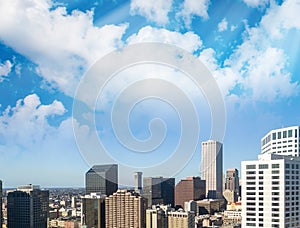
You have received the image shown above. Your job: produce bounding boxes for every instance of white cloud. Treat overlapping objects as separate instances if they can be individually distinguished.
[127,26,202,53]
[243,0,269,8]
[130,0,173,25]
[199,0,300,103]
[0,60,13,81]
[218,18,228,32]
[0,0,128,96]
[177,0,210,28]
[0,94,66,149]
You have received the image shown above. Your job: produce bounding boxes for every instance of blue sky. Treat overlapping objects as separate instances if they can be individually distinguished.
[0,0,300,187]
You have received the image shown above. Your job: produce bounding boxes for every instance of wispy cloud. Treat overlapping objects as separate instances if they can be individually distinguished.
[0,60,13,82]
[218,18,228,32]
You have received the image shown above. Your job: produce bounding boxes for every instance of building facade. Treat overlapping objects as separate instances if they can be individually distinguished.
[143,177,175,207]
[105,189,147,228]
[134,172,143,194]
[81,193,106,228]
[85,164,118,196]
[261,126,300,156]
[7,184,49,228]
[225,168,239,194]
[201,140,223,199]
[242,154,300,227]
[146,207,167,228]
[175,176,205,208]
[168,210,195,228]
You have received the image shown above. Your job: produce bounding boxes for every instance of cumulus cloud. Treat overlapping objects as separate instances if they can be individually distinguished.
[0,0,128,96]
[218,18,228,32]
[127,26,202,53]
[177,0,210,27]
[199,1,300,103]
[130,0,173,25]
[0,94,66,149]
[0,60,13,81]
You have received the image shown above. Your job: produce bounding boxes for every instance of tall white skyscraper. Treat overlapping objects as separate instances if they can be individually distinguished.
[261,126,300,156]
[201,140,223,199]
[242,153,300,227]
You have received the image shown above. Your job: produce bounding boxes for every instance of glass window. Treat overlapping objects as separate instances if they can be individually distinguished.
[278,132,281,139]
[272,164,280,168]
[247,165,256,169]
[288,130,293,137]
[259,164,268,169]
[283,131,287,138]
[273,132,276,140]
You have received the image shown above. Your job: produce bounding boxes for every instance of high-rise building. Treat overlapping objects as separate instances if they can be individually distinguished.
[261,126,300,156]
[85,164,118,196]
[81,193,106,228]
[134,171,143,194]
[7,184,49,228]
[105,189,147,228]
[242,153,300,227]
[0,180,2,226]
[223,168,239,203]
[146,206,168,228]
[175,176,206,208]
[168,209,195,228]
[143,177,175,207]
[201,140,223,199]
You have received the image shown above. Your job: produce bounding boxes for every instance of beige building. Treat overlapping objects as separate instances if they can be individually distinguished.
[146,207,167,228]
[168,210,195,228]
[105,189,147,228]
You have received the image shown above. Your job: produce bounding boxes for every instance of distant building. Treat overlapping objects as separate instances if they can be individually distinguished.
[261,126,300,156]
[7,184,49,228]
[85,164,118,196]
[223,189,237,204]
[81,193,106,228]
[175,176,205,208]
[105,189,147,228]
[143,177,175,207]
[242,153,300,227]
[197,199,224,215]
[146,205,169,228]
[134,172,143,194]
[224,168,239,196]
[184,200,197,214]
[168,209,195,228]
[201,140,223,199]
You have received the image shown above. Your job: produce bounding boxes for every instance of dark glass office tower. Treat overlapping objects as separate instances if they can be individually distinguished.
[143,177,175,207]
[7,185,49,228]
[85,164,118,196]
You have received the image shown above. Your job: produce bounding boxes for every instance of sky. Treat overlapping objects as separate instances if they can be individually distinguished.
[0,0,300,188]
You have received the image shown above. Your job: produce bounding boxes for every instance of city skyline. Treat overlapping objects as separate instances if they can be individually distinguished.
[0,0,300,187]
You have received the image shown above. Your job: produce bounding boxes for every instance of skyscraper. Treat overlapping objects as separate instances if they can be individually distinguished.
[175,176,206,208]
[146,206,168,228]
[134,171,143,193]
[85,164,118,196]
[105,189,147,228]
[7,184,49,228]
[143,177,175,207]
[81,193,106,228]
[0,180,2,226]
[224,168,239,203]
[201,140,223,199]
[261,126,300,156]
[242,153,300,227]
